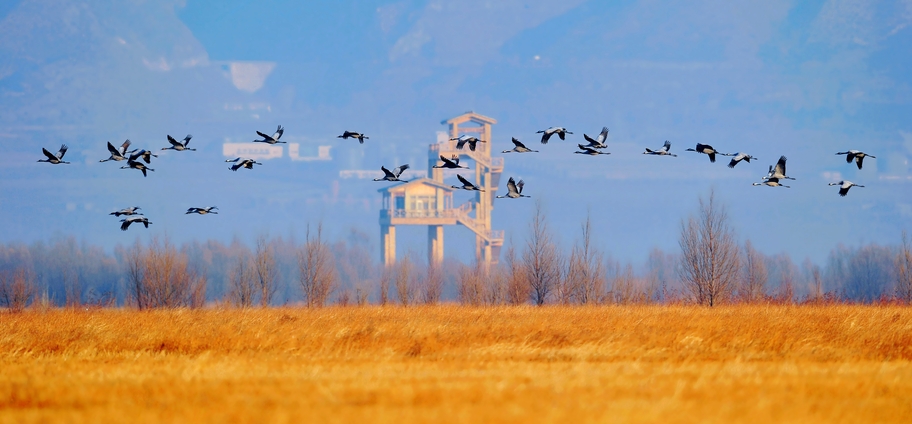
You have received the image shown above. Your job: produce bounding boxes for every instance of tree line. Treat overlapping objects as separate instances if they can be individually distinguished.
[1,195,910,310]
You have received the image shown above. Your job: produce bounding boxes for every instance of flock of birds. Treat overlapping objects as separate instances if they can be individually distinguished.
[37,123,876,231]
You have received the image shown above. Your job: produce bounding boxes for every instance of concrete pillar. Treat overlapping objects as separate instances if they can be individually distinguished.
[428,225,444,266]
[381,224,396,266]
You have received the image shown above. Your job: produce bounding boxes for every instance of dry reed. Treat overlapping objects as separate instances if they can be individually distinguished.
[1,305,910,423]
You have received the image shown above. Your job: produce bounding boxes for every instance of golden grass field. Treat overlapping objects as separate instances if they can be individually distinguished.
[1,305,911,423]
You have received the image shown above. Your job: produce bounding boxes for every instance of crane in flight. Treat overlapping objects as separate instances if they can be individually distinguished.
[38,145,71,164]
[254,125,285,144]
[338,131,369,144]
[374,164,410,182]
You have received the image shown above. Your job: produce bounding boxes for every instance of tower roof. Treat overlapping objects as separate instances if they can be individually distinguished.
[441,111,498,126]
[376,177,456,193]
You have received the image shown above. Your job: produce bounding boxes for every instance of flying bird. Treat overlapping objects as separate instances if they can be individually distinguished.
[162,134,195,151]
[120,160,154,177]
[374,164,410,182]
[254,125,285,144]
[575,144,610,156]
[338,131,369,144]
[100,140,133,162]
[581,127,609,149]
[452,174,484,191]
[128,149,157,164]
[829,180,864,197]
[835,150,875,170]
[38,144,70,164]
[432,154,468,169]
[226,157,262,171]
[762,156,795,181]
[495,177,530,199]
[110,207,142,217]
[643,140,677,157]
[752,177,790,188]
[727,152,756,168]
[120,215,152,231]
[685,143,731,163]
[451,135,486,151]
[501,137,538,153]
[536,127,572,144]
[186,206,219,215]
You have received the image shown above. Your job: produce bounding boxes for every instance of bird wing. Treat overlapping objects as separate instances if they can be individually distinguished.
[167,135,181,147]
[451,155,460,165]
[855,156,864,170]
[57,144,69,159]
[583,134,596,144]
[727,156,741,168]
[256,131,272,141]
[506,177,518,195]
[120,139,132,155]
[597,127,608,144]
[456,138,468,149]
[511,137,524,148]
[183,134,192,145]
[273,125,284,140]
[394,164,409,177]
[381,166,395,178]
[839,186,849,196]
[106,141,119,156]
[540,131,553,144]
[42,147,58,161]
[120,219,132,231]
[775,156,787,175]
[557,130,567,140]
[457,174,472,186]
[663,140,672,151]
[845,153,854,163]
[517,179,525,194]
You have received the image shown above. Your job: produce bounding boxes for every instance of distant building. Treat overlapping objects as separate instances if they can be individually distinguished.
[223,143,283,160]
[378,111,504,267]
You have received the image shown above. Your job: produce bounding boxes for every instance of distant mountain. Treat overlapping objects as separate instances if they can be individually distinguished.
[0,0,254,136]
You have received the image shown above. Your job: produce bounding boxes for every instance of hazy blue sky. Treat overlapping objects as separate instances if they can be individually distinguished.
[1,0,910,266]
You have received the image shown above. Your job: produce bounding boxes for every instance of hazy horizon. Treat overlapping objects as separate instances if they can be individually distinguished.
[1,0,910,267]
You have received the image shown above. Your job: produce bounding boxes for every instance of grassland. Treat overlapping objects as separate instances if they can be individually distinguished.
[1,305,911,423]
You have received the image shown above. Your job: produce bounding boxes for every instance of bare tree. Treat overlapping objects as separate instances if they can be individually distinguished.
[845,244,894,302]
[739,240,767,303]
[523,200,563,306]
[457,262,485,305]
[298,224,337,307]
[0,268,37,312]
[394,254,415,306]
[126,237,205,309]
[503,242,529,305]
[678,190,741,306]
[484,265,508,305]
[646,248,679,302]
[566,214,606,304]
[63,267,81,308]
[423,262,444,304]
[226,254,256,308]
[898,231,912,303]
[254,234,277,307]
[379,265,391,305]
[612,263,643,304]
[810,263,823,303]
